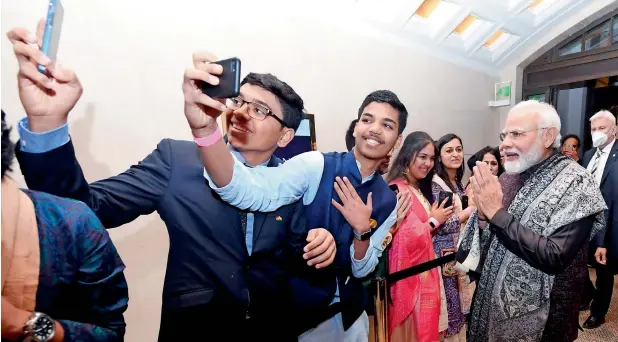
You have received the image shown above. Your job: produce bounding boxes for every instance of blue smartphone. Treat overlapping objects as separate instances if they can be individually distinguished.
[38,0,64,73]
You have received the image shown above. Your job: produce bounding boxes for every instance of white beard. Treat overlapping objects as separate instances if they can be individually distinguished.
[504,143,543,174]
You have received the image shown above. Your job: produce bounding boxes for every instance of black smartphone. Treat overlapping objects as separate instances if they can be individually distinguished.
[201,57,241,99]
[389,184,399,194]
[438,191,453,208]
[461,195,469,210]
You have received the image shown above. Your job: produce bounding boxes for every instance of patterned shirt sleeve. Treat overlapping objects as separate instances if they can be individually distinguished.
[58,205,129,342]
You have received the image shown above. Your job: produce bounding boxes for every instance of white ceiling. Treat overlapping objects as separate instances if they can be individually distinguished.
[310,0,593,75]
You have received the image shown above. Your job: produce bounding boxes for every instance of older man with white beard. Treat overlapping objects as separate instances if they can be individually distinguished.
[456,100,607,342]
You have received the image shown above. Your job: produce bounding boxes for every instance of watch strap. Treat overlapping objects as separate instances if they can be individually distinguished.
[428,217,440,229]
[353,229,372,241]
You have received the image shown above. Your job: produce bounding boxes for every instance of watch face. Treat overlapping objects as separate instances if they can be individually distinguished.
[33,314,55,340]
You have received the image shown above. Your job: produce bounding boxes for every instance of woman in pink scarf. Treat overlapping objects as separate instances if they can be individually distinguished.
[385,132,454,341]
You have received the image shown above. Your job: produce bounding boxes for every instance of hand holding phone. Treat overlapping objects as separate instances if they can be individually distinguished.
[183,52,237,134]
[438,191,454,208]
[201,57,241,99]
[431,193,454,224]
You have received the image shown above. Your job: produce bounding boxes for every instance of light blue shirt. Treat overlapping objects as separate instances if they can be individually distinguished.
[16,117,265,255]
[203,150,398,278]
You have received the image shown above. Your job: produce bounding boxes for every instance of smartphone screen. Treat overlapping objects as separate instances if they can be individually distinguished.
[439,191,453,208]
[38,0,64,73]
[389,184,399,194]
[461,195,469,210]
[201,57,241,99]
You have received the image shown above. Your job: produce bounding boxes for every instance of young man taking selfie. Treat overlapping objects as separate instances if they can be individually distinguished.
[8,22,336,341]
[182,52,408,341]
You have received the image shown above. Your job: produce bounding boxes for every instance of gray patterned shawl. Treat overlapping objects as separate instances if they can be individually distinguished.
[457,153,606,341]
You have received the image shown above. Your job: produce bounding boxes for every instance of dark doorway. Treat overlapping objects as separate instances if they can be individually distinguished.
[583,78,618,151]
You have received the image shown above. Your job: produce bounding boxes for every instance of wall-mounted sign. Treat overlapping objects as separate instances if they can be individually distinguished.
[489,81,512,107]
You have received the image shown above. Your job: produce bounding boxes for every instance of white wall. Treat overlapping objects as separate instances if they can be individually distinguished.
[2,0,498,340]
[496,0,618,130]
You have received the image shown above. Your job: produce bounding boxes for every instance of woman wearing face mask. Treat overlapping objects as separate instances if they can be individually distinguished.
[432,134,476,341]
[385,132,454,342]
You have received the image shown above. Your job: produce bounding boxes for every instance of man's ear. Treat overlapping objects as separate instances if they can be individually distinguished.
[395,135,403,149]
[545,127,559,149]
[277,128,295,148]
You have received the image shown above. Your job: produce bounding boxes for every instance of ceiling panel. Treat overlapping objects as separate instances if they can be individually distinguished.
[346,0,591,73]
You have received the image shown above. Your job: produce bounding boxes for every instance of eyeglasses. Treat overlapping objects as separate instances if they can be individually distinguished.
[226,97,288,128]
[499,127,549,142]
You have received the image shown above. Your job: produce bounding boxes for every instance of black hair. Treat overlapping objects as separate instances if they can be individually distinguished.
[241,73,305,131]
[435,134,465,192]
[560,134,581,148]
[357,90,408,134]
[386,131,436,202]
[345,119,358,151]
[467,146,504,176]
[1,110,15,179]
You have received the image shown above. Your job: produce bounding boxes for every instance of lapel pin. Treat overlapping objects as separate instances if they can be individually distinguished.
[275,216,282,221]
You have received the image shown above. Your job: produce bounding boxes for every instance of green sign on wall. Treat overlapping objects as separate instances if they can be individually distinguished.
[495,82,511,102]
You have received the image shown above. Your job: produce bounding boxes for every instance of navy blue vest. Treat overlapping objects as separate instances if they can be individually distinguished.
[303,151,397,329]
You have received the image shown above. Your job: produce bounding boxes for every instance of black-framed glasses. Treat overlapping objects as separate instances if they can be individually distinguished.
[226,97,288,128]
[499,127,549,142]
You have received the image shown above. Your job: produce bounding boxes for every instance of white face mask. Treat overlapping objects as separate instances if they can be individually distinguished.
[591,131,609,148]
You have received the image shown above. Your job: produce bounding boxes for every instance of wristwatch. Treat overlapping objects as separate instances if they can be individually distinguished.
[22,312,55,342]
[353,218,378,241]
[353,229,372,241]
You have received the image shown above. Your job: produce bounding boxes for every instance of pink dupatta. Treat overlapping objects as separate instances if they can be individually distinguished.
[388,180,441,341]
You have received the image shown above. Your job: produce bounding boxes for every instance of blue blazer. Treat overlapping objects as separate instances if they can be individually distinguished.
[16,139,319,340]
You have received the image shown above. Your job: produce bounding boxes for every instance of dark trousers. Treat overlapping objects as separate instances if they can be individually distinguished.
[158,303,297,342]
[584,262,615,319]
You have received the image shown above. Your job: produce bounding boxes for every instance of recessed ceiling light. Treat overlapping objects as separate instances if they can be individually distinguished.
[528,0,561,15]
[485,29,506,50]
[407,0,460,33]
[454,15,477,35]
[453,14,489,41]
[414,0,441,19]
